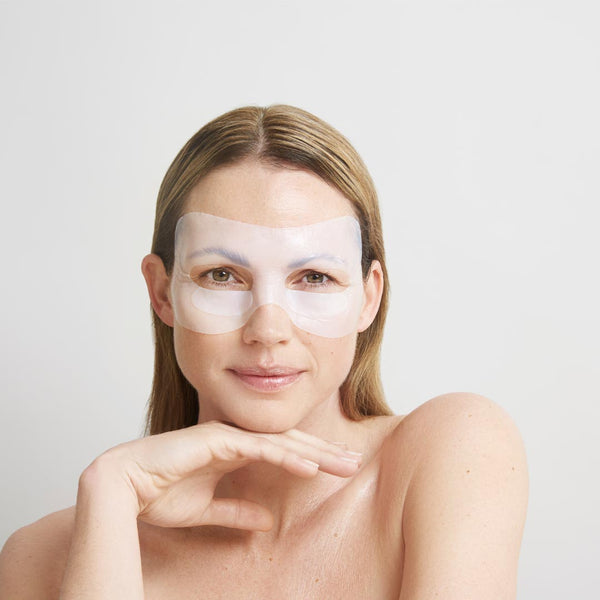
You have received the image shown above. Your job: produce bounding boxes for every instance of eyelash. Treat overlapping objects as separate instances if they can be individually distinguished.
[192,268,337,289]
[193,268,243,288]
[300,271,334,288]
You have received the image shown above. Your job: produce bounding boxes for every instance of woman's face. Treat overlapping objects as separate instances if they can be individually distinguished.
[145,160,383,433]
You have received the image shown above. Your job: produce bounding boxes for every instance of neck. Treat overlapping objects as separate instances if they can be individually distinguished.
[197,393,364,543]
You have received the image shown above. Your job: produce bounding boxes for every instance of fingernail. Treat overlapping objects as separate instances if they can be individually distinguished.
[338,455,361,465]
[344,451,363,458]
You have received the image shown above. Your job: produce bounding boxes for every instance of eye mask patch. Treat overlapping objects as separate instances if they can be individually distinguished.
[170,212,365,338]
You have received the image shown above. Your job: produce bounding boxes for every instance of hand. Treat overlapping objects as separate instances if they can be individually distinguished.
[84,421,361,532]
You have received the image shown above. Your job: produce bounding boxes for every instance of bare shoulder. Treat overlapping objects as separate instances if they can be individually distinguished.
[384,391,526,462]
[384,391,529,504]
[402,392,520,439]
[0,506,76,600]
[383,393,529,598]
[376,391,528,509]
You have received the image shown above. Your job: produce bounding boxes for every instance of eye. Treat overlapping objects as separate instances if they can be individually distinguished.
[297,271,338,290]
[293,269,348,292]
[210,268,233,283]
[190,266,247,289]
[304,272,328,284]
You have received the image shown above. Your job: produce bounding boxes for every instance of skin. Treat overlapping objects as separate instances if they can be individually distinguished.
[158,161,384,438]
[142,160,388,536]
[0,160,529,599]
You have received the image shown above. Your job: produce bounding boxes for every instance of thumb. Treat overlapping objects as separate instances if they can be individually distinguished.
[202,498,274,532]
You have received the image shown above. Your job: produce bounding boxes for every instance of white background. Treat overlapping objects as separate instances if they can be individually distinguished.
[1,1,599,597]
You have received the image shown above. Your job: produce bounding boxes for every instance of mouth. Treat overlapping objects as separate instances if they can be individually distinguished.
[228,366,305,393]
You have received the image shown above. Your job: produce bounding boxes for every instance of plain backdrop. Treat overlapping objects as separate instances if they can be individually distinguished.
[1,0,599,597]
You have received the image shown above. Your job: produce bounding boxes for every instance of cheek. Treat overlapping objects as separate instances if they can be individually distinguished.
[310,332,358,383]
[173,326,226,387]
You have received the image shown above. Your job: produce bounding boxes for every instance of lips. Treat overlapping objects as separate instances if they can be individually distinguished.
[229,365,305,392]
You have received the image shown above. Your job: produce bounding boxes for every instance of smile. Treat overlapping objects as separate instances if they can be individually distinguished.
[229,367,304,393]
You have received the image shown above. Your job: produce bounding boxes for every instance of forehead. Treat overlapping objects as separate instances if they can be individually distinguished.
[174,213,362,274]
[184,160,356,227]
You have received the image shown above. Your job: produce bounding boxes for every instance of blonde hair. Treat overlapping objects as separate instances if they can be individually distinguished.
[144,105,392,435]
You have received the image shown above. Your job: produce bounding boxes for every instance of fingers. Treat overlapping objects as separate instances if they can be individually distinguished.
[131,421,362,500]
[202,498,274,531]
[222,426,363,478]
[101,421,364,534]
[215,433,325,479]
[283,428,362,461]
[268,435,361,477]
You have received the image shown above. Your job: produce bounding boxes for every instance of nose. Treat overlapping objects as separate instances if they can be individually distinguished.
[241,303,294,346]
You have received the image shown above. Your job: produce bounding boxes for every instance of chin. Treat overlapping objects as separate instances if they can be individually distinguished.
[231,412,300,434]
[239,421,290,434]
[219,400,309,434]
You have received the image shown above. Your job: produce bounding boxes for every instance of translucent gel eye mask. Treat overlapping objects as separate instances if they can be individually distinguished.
[170,212,365,338]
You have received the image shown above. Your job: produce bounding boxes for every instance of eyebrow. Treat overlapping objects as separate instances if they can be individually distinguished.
[287,254,347,268]
[186,248,346,270]
[187,247,251,267]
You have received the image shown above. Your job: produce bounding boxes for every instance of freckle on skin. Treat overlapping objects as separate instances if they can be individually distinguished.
[269,557,273,562]
[466,469,470,474]
[334,533,338,537]
[315,578,320,582]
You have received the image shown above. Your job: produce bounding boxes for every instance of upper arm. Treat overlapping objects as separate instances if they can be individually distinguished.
[0,509,74,600]
[398,393,529,600]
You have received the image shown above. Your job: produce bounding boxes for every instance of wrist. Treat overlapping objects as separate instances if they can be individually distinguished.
[78,453,140,517]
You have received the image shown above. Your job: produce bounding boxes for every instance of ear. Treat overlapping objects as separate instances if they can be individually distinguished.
[141,254,175,327]
[357,260,384,333]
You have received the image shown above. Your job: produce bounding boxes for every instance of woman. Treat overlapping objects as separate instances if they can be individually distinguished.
[0,105,528,599]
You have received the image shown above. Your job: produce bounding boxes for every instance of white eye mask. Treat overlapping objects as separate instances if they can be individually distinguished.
[170,212,366,338]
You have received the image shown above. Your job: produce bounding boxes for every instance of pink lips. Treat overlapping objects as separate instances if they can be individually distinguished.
[229,366,304,392]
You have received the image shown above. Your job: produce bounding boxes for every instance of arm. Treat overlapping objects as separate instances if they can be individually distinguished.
[1,423,361,599]
[59,459,143,599]
[398,393,529,600]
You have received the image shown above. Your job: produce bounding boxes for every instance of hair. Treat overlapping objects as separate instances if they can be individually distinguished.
[144,104,393,436]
